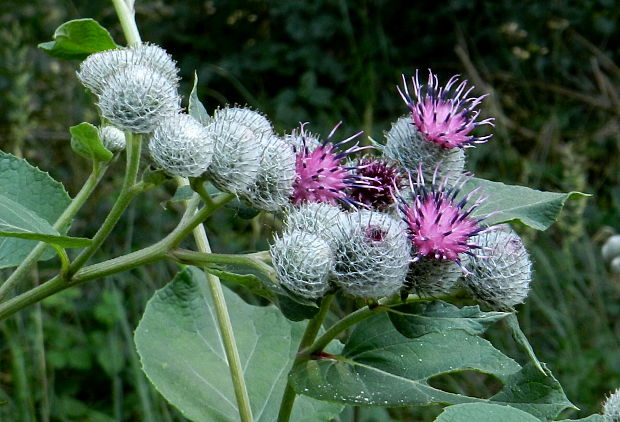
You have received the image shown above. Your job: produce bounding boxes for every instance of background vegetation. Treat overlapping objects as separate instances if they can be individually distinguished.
[1,0,619,421]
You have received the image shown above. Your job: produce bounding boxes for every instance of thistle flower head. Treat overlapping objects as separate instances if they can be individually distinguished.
[398,70,494,149]
[98,126,126,152]
[204,119,263,195]
[271,229,333,299]
[384,115,465,186]
[350,157,403,210]
[77,43,179,96]
[147,113,214,177]
[465,225,532,310]
[213,106,273,136]
[285,202,345,236]
[291,122,368,206]
[97,65,181,133]
[403,258,462,298]
[398,166,487,264]
[241,134,296,211]
[603,388,620,422]
[330,210,411,299]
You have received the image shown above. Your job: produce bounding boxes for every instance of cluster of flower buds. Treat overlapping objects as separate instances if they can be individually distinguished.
[76,46,533,308]
[271,70,533,310]
[604,388,620,422]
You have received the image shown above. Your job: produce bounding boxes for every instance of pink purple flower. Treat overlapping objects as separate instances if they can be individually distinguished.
[291,122,368,206]
[398,165,488,264]
[398,70,494,149]
[350,157,403,210]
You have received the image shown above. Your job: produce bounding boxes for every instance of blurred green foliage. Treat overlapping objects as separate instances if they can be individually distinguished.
[1,0,619,421]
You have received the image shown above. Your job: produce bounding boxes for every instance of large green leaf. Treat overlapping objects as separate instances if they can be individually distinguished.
[38,18,117,60]
[0,151,71,268]
[290,312,573,420]
[70,122,113,162]
[134,267,341,422]
[388,301,509,338]
[462,178,588,230]
[434,403,541,422]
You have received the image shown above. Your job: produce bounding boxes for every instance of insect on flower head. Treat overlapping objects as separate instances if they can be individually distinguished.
[398,165,490,267]
[398,70,494,149]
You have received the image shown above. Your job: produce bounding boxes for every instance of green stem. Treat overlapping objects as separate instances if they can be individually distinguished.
[305,303,388,356]
[110,0,141,45]
[0,161,108,302]
[68,134,142,276]
[277,295,334,422]
[189,204,254,422]
[0,193,236,321]
[168,248,275,281]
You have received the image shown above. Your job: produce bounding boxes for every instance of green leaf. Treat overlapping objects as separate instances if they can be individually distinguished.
[434,403,541,422]
[188,72,209,124]
[0,196,90,248]
[38,18,117,60]
[225,198,261,220]
[0,151,71,268]
[504,313,545,375]
[462,178,588,230]
[142,166,170,189]
[291,313,573,420]
[134,267,342,422]
[388,301,509,338]
[70,122,114,162]
[559,416,604,421]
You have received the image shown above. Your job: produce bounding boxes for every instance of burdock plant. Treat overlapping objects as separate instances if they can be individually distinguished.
[0,2,598,422]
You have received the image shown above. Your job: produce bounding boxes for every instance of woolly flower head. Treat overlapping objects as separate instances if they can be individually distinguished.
[271,229,333,299]
[241,134,296,211]
[384,115,465,186]
[77,43,179,96]
[290,122,368,206]
[97,65,180,133]
[329,210,411,299]
[98,126,125,152]
[213,106,273,136]
[398,70,494,149]
[403,258,462,298]
[285,202,344,236]
[465,225,532,310]
[398,166,488,265]
[204,119,264,196]
[604,388,620,422]
[147,113,214,177]
[349,157,403,210]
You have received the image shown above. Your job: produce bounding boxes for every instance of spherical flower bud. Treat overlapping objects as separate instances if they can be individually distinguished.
[330,210,411,299]
[147,113,214,177]
[98,65,181,133]
[397,70,494,149]
[398,166,488,265]
[291,122,369,206]
[285,202,344,237]
[77,43,179,95]
[403,258,462,298]
[98,126,126,152]
[384,115,465,187]
[213,106,274,137]
[350,157,403,210]
[603,388,620,422]
[241,135,296,211]
[271,229,333,299]
[465,225,532,310]
[204,119,262,195]
[284,126,322,151]
[602,235,620,264]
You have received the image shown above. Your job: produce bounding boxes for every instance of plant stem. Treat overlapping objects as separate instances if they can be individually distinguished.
[189,202,254,422]
[168,248,275,280]
[111,0,142,45]
[68,133,142,276]
[0,161,108,302]
[0,193,236,321]
[277,295,334,422]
